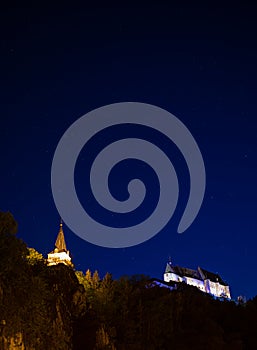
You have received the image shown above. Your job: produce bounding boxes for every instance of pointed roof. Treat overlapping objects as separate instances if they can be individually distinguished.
[165,261,173,273]
[198,267,228,286]
[54,221,67,252]
[166,263,202,280]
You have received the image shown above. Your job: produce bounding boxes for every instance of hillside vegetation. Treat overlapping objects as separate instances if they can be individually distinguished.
[0,211,257,350]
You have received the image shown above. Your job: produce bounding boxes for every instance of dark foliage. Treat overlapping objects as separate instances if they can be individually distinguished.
[73,272,257,350]
[0,211,78,349]
[1,212,257,349]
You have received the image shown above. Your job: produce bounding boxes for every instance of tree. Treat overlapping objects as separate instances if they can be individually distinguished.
[0,211,27,278]
[92,270,100,289]
[0,211,18,235]
[26,247,45,265]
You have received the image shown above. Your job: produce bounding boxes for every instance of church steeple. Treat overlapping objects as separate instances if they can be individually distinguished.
[47,220,72,267]
[54,221,67,252]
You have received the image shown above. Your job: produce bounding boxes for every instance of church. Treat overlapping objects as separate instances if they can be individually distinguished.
[47,221,73,267]
[164,260,231,299]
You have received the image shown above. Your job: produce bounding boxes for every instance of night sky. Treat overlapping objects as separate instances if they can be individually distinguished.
[1,3,257,299]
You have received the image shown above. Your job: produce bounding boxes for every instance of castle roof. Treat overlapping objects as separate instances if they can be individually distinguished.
[176,266,202,280]
[198,267,228,286]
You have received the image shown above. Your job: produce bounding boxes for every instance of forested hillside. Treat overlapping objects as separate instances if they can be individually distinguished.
[1,211,257,350]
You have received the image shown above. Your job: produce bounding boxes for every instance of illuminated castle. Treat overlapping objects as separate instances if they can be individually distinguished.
[47,221,72,267]
[164,260,231,299]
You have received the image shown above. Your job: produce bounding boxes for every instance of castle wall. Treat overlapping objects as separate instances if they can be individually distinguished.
[164,272,183,283]
[205,279,231,298]
[184,276,205,291]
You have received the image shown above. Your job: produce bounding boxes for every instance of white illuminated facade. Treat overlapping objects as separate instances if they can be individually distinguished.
[164,260,231,299]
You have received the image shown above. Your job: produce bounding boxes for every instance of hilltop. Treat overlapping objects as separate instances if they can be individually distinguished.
[1,211,257,350]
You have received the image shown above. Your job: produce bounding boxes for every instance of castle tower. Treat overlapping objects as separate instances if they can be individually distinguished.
[47,221,72,267]
[164,258,183,283]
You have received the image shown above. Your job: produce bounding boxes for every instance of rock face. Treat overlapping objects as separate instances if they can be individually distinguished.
[0,260,80,349]
[0,265,82,350]
[1,333,24,350]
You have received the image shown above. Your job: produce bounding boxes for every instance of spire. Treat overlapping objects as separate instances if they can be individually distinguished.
[55,220,67,252]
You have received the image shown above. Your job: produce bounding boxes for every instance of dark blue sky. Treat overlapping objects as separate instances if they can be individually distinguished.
[1,3,257,299]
